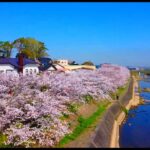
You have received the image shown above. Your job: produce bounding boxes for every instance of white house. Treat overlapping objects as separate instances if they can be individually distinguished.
[0,64,18,75]
[0,57,39,76]
[23,64,39,76]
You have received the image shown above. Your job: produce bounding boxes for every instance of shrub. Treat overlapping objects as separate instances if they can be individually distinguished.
[82,61,94,66]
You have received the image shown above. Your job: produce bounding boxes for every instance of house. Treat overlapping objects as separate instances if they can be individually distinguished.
[39,62,66,72]
[54,59,68,66]
[0,54,39,76]
[63,65,96,71]
[38,57,96,72]
[38,57,67,72]
[68,60,79,65]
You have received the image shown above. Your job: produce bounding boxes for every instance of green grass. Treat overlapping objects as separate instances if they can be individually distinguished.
[60,112,70,120]
[131,70,139,77]
[56,101,110,147]
[67,103,79,114]
[0,133,6,147]
[120,105,129,115]
[0,133,13,148]
[138,87,142,93]
[117,86,126,96]
[83,94,94,103]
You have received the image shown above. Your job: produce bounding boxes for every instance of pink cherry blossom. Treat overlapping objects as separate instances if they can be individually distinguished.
[0,64,130,147]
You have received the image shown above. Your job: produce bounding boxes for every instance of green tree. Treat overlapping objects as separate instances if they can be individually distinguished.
[82,61,94,66]
[0,41,13,57]
[13,37,26,53]
[37,41,48,58]
[13,37,48,60]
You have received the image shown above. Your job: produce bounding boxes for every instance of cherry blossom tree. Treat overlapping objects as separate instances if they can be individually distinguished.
[0,64,130,147]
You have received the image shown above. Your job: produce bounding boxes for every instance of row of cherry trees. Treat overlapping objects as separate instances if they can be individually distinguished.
[0,64,130,147]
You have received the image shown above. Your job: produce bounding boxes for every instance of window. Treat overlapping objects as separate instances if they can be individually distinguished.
[25,69,28,75]
[0,70,4,74]
[6,70,13,74]
[30,69,32,75]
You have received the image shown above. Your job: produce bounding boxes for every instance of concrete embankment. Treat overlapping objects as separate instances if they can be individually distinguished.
[89,76,140,148]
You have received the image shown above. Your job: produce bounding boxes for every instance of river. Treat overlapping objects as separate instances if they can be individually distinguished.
[119,77,150,148]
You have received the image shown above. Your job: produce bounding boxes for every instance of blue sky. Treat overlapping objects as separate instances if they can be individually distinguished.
[0,2,150,67]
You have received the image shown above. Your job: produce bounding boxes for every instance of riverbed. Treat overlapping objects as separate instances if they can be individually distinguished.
[119,78,150,148]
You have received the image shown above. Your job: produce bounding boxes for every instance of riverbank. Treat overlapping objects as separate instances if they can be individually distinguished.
[110,76,141,147]
[89,75,141,148]
[56,100,111,148]
[141,88,150,92]
[120,77,150,147]
[59,81,131,148]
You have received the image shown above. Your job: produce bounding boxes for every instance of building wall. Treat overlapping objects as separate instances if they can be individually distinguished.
[55,64,65,70]
[46,64,65,72]
[56,60,68,66]
[0,64,18,75]
[23,64,39,76]
[64,65,96,70]
[0,64,39,76]
[47,66,56,71]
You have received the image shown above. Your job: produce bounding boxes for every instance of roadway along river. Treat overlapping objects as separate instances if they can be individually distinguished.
[119,77,150,148]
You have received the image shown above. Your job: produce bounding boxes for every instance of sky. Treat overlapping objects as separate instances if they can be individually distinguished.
[0,2,150,67]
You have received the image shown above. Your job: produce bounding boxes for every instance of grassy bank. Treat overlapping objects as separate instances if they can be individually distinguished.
[57,100,110,148]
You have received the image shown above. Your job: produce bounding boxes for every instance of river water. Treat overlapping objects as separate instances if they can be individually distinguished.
[119,77,150,148]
